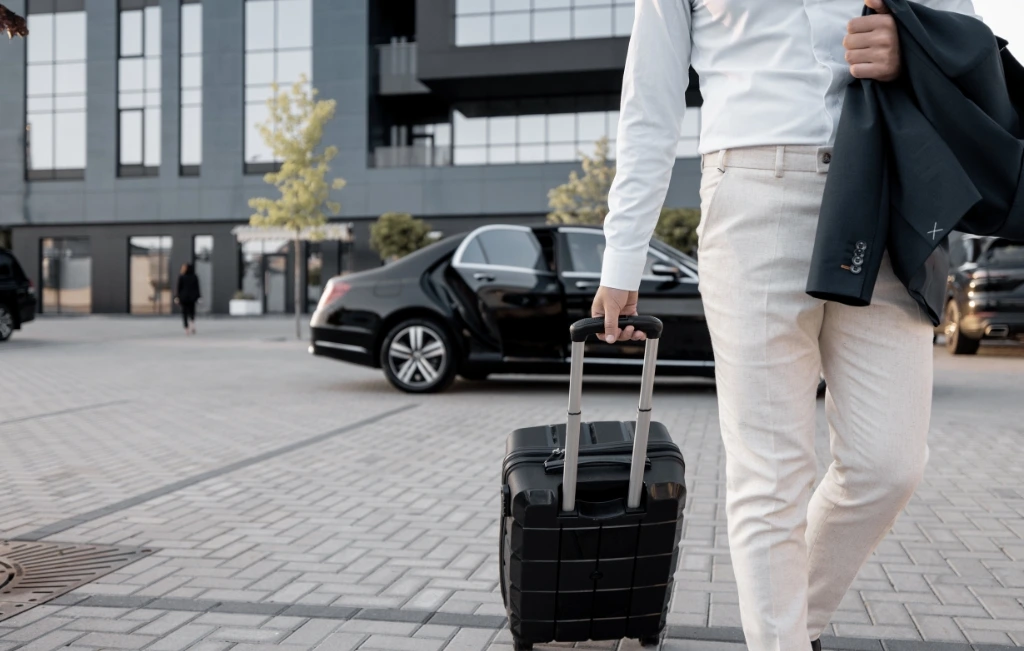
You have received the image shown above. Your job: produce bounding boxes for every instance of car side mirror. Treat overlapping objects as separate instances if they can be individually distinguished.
[650,263,682,279]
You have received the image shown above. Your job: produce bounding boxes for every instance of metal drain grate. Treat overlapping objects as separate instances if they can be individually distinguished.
[0,540,153,622]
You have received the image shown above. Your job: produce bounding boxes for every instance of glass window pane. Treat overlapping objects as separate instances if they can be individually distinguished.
[489,145,516,164]
[456,15,491,46]
[534,0,569,7]
[246,51,275,85]
[181,4,202,54]
[245,85,274,103]
[26,14,53,63]
[493,12,530,44]
[54,95,86,110]
[120,111,143,164]
[681,107,701,137]
[182,88,202,105]
[577,112,607,143]
[608,110,620,138]
[27,114,54,170]
[518,144,545,163]
[575,0,605,6]
[27,64,54,97]
[55,62,86,96]
[454,146,486,166]
[120,10,143,57]
[28,96,53,112]
[246,0,275,51]
[548,143,576,162]
[120,58,145,92]
[574,7,612,39]
[518,115,545,143]
[533,10,571,41]
[456,0,490,14]
[145,58,162,90]
[614,5,634,36]
[276,49,311,83]
[277,0,311,49]
[55,111,86,169]
[120,91,145,109]
[245,104,273,163]
[476,230,545,271]
[181,57,202,89]
[181,106,202,166]
[144,6,161,57]
[55,12,86,61]
[494,0,528,9]
[454,112,487,146]
[145,108,161,167]
[489,116,516,146]
[548,114,575,142]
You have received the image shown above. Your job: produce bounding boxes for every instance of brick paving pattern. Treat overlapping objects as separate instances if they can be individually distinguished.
[1,317,1023,649]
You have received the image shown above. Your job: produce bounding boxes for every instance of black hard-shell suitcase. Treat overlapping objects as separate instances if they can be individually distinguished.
[499,317,687,651]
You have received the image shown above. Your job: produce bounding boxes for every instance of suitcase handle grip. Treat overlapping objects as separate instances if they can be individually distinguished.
[562,318,660,513]
[570,316,663,342]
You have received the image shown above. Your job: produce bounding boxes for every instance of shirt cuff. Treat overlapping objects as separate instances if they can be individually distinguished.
[600,247,648,291]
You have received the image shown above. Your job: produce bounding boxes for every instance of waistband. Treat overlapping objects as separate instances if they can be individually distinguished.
[700,145,833,175]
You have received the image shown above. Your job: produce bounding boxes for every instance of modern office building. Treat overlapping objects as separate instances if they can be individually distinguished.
[0,0,703,315]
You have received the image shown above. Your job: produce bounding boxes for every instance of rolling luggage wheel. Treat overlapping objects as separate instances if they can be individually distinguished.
[512,639,532,651]
[640,635,662,647]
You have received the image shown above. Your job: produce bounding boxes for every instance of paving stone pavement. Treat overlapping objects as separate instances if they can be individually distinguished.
[1,317,1023,650]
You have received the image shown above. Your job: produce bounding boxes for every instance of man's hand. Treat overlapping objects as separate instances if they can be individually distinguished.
[591,286,645,344]
[845,0,901,82]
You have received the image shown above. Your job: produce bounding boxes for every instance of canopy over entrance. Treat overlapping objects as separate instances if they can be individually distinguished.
[231,223,355,243]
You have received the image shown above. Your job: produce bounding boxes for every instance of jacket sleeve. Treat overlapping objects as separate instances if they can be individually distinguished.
[600,0,693,291]
[176,275,183,298]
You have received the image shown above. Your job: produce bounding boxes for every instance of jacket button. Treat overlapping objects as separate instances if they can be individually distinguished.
[856,241,867,250]
[851,265,863,274]
[853,255,864,265]
[822,152,832,164]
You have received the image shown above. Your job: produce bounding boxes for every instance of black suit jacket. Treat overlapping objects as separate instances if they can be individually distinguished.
[177,273,201,304]
[807,0,1024,325]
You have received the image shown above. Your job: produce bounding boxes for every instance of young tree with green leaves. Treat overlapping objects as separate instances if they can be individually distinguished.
[248,76,346,339]
[655,207,701,256]
[370,212,432,262]
[546,137,615,225]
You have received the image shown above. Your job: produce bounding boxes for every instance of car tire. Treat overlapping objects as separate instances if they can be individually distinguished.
[380,318,457,393]
[944,300,980,355]
[0,304,14,342]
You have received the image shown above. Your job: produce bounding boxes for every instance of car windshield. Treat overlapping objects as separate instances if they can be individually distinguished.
[981,242,1024,266]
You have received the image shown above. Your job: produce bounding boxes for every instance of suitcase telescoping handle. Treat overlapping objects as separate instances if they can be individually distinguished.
[562,316,663,513]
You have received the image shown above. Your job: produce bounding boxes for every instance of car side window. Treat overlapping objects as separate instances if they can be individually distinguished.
[461,229,547,272]
[564,231,671,276]
[0,254,12,281]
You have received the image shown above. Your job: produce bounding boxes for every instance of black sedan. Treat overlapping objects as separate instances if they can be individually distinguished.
[309,225,714,392]
[0,247,36,342]
[942,234,1024,354]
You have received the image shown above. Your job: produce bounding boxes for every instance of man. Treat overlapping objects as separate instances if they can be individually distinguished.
[593,0,977,649]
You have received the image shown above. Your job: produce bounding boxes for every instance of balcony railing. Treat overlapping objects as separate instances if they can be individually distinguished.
[377,40,430,95]
[371,144,452,168]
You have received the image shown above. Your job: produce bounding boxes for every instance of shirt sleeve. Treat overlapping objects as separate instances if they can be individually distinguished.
[600,0,693,291]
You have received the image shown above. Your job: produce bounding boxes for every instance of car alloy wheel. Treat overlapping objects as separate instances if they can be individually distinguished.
[382,319,456,393]
[944,300,980,355]
[0,305,13,342]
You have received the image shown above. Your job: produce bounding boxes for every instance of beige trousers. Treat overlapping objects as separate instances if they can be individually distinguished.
[695,146,934,651]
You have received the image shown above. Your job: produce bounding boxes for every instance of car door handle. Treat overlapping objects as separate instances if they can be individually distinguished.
[473,272,495,282]
[575,281,600,289]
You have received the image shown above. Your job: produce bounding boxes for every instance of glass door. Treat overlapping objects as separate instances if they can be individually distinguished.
[129,235,173,314]
[40,237,92,314]
[263,253,287,314]
[193,235,213,314]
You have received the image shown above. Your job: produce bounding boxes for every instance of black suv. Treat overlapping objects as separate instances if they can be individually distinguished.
[943,235,1024,354]
[0,247,36,342]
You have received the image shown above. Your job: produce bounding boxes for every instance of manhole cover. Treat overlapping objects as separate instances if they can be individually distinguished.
[0,540,154,622]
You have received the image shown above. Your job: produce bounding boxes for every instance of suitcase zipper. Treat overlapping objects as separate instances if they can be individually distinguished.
[502,441,682,484]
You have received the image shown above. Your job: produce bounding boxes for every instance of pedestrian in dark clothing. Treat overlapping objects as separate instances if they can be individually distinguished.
[175,263,201,335]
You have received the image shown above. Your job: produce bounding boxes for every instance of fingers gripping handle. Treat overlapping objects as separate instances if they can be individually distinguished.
[570,315,664,342]
[562,317,662,513]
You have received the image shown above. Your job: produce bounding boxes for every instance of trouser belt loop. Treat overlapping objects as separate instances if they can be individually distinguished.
[774,146,785,178]
[716,149,727,173]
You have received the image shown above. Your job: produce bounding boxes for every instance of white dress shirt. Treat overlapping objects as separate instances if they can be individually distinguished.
[601,0,978,291]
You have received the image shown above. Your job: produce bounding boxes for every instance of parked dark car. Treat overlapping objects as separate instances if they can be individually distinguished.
[942,234,1024,354]
[309,225,714,392]
[0,247,36,342]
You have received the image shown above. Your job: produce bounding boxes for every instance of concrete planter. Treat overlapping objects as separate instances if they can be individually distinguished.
[229,299,263,316]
